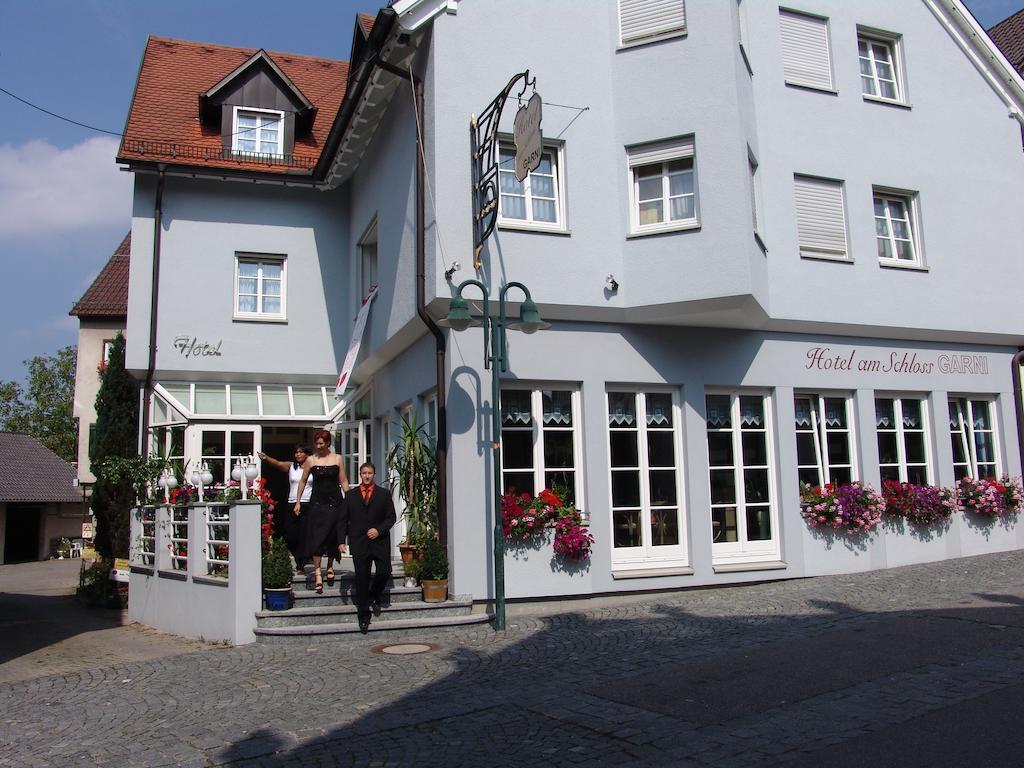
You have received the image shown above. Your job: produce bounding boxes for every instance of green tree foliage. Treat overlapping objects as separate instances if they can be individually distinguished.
[89,334,139,559]
[0,345,78,463]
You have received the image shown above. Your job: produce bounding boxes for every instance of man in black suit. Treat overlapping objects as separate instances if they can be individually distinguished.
[338,462,396,633]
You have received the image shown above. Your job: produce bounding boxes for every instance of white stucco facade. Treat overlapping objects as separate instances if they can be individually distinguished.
[122,0,1024,605]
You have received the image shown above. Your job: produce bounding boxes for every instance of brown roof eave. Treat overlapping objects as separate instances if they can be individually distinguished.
[313,7,399,180]
[117,157,322,185]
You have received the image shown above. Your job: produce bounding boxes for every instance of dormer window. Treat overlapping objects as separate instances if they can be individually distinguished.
[232,107,284,157]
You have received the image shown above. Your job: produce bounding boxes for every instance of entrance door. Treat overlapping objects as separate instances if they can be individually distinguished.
[335,420,371,488]
[335,419,396,553]
[4,504,42,562]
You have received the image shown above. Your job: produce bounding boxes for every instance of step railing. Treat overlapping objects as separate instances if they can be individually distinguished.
[128,501,262,644]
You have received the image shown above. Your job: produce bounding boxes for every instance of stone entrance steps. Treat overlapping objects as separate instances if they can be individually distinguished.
[253,558,492,642]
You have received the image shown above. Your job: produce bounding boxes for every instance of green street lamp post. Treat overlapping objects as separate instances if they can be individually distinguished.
[439,279,549,630]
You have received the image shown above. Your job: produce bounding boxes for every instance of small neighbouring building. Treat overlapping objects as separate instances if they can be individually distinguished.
[0,432,84,564]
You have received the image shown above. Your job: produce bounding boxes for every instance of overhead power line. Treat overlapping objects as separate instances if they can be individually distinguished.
[0,85,122,136]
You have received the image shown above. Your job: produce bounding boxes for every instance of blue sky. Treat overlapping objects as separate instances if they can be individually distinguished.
[1,0,1021,384]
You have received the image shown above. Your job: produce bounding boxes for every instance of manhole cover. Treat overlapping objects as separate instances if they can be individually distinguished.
[373,643,438,655]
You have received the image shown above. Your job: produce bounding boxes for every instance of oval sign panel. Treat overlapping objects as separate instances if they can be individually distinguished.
[513,92,543,182]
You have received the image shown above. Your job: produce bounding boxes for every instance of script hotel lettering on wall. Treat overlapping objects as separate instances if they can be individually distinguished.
[804,347,989,375]
[173,336,223,358]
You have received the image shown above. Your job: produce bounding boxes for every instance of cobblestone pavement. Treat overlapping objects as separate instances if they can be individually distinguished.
[2,551,1023,767]
[0,559,213,685]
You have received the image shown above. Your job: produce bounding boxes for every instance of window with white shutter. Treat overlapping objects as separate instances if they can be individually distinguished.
[619,0,687,47]
[779,9,834,91]
[793,176,848,260]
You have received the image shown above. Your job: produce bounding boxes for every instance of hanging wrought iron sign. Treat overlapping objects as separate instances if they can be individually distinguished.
[470,70,541,268]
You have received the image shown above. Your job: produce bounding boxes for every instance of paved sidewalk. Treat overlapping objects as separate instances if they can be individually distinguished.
[0,559,213,685]
[1,551,1023,767]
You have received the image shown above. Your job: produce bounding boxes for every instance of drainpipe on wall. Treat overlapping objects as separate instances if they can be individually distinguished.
[140,167,166,453]
[1012,349,1024,478]
[375,56,449,547]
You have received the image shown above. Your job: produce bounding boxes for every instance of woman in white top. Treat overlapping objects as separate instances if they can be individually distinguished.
[257,444,313,573]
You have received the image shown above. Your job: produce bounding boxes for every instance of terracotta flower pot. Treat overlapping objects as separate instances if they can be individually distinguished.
[420,579,448,603]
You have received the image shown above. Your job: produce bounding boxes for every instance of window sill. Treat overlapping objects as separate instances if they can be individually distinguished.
[879,259,928,272]
[233,314,288,324]
[627,221,701,239]
[157,570,188,581]
[801,252,853,264]
[130,565,154,576]
[616,29,687,52]
[612,566,694,580]
[711,559,788,574]
[498,221,571,236]
[863,95,911,110]
[784,82,838,96]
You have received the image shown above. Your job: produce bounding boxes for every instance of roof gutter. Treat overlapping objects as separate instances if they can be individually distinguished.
[312,8,399,180]
[929,0,1024,128]
[373,55,450,549]
[140,166,166,453]
[1012,349,1024,478]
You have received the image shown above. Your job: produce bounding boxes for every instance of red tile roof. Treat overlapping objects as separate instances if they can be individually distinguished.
[70,233,130,319]
[118,37,348,175]
[0,432,80,504]
[358,13,377,36]
[988,8,1024,75]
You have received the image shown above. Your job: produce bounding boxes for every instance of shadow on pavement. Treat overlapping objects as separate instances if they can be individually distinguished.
[215,592,1024,767]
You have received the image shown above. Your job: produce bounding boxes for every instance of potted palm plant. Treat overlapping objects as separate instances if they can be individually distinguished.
[262,535,293,610]
[386,415,438,566]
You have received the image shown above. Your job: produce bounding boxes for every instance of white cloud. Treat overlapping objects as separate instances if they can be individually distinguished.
[0,136,131,237]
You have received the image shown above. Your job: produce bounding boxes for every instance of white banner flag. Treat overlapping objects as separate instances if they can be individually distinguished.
[335,285,379,396]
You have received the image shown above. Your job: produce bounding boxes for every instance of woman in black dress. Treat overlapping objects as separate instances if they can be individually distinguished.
[294,429,350,593]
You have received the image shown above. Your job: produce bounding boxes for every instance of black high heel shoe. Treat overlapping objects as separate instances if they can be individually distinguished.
[326,568,335,587]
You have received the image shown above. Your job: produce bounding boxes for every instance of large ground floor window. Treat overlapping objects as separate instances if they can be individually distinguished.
[949,397,998,480]
[706,391,779,564]
[607,389,687,568]
[876,395,931,484]
[794,393,856,487]
[500,386,582,508]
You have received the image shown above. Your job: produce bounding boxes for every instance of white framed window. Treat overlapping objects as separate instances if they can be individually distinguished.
[874,189,922,267]
[627,137,698,236]
[875,396,931,484]
[706,391,779,563]
[192,425,261,486]
[794,175,848,261]
[858,30,905,104]
[500,387,582,510]
[779,9,834,91]
[498,142,565,231]
[949,398,999,480]
[422,392,438,449]
[234,254,285,320]
[619,0,687,48]
[359,219,378,299]
[794,394,856,487]
[607,390,687,567]
[232,107,284,157]
[101,339,115,370]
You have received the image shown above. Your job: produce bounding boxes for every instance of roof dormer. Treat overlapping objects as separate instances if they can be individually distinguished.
[198,49,317,159]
